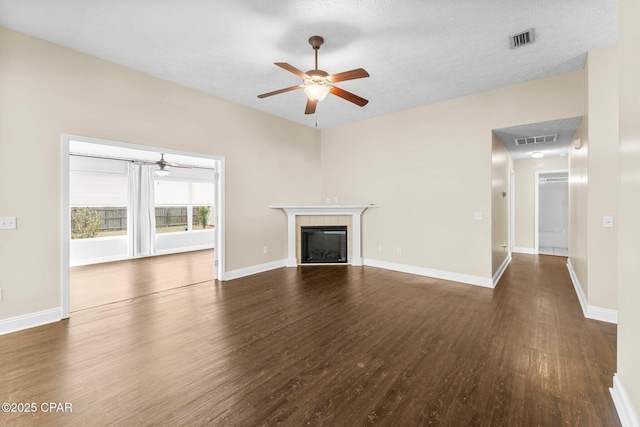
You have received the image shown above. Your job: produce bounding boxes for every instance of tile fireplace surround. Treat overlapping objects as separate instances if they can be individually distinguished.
[270,205,376,267]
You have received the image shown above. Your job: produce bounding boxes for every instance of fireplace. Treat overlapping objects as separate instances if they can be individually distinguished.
[269,205,375,267]
[301,226,348,264]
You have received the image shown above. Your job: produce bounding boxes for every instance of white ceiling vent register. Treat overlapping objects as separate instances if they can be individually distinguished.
[510,29,535,49]
[514,133,558,145]
[540,177,568,184]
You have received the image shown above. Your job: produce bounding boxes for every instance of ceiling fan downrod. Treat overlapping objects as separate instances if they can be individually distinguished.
[309,35,324,70]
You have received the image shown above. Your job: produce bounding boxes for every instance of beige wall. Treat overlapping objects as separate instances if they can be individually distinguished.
[321,71,584,280]
[568,45,619,312]
[513,156,569,251]
[0,28,321,320]
[491,133,511,275]
[617,0,640,417]
[569,118,589,296]
[586,45,619,310]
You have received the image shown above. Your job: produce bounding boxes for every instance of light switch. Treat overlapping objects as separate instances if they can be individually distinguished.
[0,217,17,229]
[603,216,614,228]
[473,212,483,220]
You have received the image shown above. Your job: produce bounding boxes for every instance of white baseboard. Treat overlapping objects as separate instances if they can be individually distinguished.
[567,259,618,324]
[363,258,494,288]
[0,308,62,336]
[611,373,640,427]
[493,254,512,287]
[567,259,589,314]
[513,246,536,254]
[587,305,618,324]
[224,259,287,281]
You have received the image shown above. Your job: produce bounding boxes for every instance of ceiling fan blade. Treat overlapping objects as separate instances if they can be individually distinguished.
[329,86,369,107]
[134,161,192,169]
[164,162,192,169]
[257,85,303,98]
[275,62,309,79]
[305,98,317,115]
[328,68,370,83]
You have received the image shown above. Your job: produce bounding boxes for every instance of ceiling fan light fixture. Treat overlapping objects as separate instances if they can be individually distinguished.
[155,165,170,176]
[531,151,544,158]
[303,79,331,102]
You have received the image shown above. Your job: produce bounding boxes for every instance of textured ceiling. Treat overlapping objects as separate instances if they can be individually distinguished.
[0,0,617,131]
[494,117,583,160]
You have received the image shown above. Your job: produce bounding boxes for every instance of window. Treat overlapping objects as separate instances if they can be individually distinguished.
[154,177,214,233]
[69,161,128,239]
[70,206,127,239]
[193,206,213,229]
[155,206,188,233]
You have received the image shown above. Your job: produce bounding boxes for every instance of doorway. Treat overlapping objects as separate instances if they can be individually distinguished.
[61,134,225,318]
[535,170,568,256]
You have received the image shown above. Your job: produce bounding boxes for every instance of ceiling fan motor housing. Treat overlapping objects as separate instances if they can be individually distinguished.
[308,35,324,49]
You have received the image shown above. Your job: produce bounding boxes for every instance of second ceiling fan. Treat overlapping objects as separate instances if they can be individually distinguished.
[258,36,370,115]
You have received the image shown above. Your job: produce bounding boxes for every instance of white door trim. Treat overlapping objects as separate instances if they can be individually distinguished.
[61,134,225,319]
[510,169,515,252]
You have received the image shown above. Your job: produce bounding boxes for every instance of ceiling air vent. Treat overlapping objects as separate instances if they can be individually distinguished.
[514,133,558,146]
[510,29,534,49]
[540,177,568,184]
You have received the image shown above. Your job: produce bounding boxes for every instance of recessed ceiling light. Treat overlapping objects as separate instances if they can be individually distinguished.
[532,152,544,158]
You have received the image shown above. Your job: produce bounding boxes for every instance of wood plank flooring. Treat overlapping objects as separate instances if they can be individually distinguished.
[70,249,215,311]
[1,254,619,426]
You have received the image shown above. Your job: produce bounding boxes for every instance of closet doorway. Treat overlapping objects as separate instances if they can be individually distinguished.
[535,170,568,256]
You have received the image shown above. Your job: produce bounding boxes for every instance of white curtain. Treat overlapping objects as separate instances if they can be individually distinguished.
[128,164,156,256]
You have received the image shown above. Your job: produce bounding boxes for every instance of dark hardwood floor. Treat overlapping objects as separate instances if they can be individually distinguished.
[1,254,619,426]
[70,249,215,311]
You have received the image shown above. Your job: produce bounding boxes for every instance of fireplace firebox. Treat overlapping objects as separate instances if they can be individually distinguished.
[301,226,347,264]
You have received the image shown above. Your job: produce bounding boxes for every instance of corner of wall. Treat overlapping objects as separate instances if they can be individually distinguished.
[611,373,640,427]
[567,258,618,324]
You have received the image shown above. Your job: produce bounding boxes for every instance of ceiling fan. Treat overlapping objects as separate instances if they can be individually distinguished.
[136,154,191,177]
[258,36,370,115]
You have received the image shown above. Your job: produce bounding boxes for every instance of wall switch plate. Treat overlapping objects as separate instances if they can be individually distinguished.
[473,212,483,220]
[263,246,268,254]
[603,216,614,228]
[0,217,17,229]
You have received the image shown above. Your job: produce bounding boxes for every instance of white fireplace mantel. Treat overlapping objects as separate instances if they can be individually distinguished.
[270,205,376,267]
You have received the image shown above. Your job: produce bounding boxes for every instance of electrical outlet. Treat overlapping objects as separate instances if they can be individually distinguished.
[397,247,402,254]
[333,198,338,204]
[263,246,268,254]
[0,288,3,301]
[473,212,483,220]
[378,244,383,252]
[325,198,331,204]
